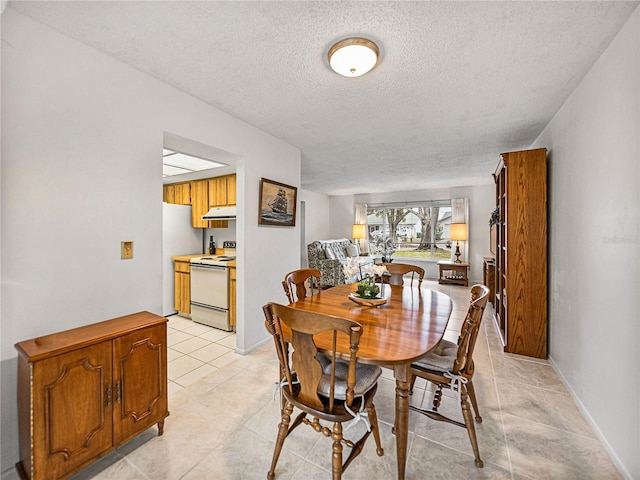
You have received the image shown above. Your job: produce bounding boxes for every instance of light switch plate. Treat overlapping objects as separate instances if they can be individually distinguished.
[121,241,133,259]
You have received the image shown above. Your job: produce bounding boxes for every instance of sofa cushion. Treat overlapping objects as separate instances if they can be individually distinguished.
[324,247,336,260]
[326,242,346,260]
[345,244,359,258]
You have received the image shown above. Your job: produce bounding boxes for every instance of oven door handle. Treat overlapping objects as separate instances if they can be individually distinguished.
[190,264,227,271]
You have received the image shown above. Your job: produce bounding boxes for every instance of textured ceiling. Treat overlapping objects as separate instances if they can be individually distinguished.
[7,1,638,195]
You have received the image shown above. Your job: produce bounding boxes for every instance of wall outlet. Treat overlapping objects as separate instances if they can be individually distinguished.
[121,241,133,259]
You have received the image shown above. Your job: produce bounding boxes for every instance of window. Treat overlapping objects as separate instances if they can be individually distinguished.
[366,202,452,260]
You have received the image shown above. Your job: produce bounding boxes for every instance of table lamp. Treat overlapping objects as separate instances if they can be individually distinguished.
[352,224,366,241]
[450,223,468,263]
[352,223,366,252]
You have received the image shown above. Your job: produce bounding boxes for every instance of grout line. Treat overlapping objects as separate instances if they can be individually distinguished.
[483,303,515,478]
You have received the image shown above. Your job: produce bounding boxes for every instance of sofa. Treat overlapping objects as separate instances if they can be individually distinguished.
[307,238,374,288]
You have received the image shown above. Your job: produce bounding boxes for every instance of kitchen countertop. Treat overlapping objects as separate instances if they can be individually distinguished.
[172,253,236,268]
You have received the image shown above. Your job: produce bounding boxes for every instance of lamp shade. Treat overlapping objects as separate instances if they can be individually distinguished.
[352,224,367,239]
[328,37,379,77]
[450,223,468,241]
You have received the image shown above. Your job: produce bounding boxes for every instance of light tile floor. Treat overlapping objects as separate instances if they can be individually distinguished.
[67,280,621,480]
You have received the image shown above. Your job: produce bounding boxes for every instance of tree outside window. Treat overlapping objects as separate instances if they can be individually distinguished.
[366,203,452,260]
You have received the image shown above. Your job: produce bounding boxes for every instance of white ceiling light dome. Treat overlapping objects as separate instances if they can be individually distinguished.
[328,37,379,77]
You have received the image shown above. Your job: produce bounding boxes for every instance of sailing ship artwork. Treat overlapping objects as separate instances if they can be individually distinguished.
[258,178,297,226]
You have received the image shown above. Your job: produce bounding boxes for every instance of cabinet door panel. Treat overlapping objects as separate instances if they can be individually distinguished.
[163,185,175,204]
[190,180,210,228]
[174,183,191,205]
[226,174,236,205]
[174,271,190,313]
[112,325,168,444]
[208,176,228,206]
[32,343,113,479]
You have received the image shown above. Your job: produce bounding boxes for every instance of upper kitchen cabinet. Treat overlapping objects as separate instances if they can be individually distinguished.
[209,176,228,206]
[165,174,236,228]
[208,174,236,207]
[190,179,211,228]
[163,182,190,205]
[226,174,236,205]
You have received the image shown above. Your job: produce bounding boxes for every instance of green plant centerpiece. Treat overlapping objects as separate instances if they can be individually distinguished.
[343,259,388,299]
[356,278,380,299]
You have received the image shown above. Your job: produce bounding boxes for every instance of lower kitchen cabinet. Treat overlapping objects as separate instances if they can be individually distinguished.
[174,259,191,314]
[15,312,169,480]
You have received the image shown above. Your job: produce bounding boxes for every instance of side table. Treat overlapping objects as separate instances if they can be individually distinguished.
[437,261,470,286]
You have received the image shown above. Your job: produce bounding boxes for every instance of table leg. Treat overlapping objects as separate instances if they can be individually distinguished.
[394,364,410,480]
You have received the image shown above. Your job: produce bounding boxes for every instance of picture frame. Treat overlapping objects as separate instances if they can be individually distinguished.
[258,178,297,227]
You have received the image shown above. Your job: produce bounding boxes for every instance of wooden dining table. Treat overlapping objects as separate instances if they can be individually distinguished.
[288,281,453,480]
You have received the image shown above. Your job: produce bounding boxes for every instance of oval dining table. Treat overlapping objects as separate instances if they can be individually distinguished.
[288,281,453,480]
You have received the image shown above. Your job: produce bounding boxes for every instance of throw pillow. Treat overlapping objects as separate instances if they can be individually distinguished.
[324,247,336,260]
[345,244,360,258]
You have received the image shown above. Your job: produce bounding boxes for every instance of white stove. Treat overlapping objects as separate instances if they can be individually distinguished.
[189,248,235,331]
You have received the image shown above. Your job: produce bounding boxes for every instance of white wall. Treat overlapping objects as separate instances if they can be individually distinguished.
[299,189,331,267]
[347,185,495,282]
[531,7,639,478]
[0,9,300,475]
[329,195,357,240]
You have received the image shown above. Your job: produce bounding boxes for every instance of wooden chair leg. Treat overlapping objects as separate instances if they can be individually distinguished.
[331,422,344,480]
[460,390,483,468]
[367,403,384,456]
[408,373,417,395]
[466,380,482,423]
[268,401,293,480]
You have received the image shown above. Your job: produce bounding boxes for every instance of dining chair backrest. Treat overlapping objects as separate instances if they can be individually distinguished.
[381,263,425,287]
[262,302,385,479]
[263,302,361,411]
[452,284,490,378]
[282,268,322,304]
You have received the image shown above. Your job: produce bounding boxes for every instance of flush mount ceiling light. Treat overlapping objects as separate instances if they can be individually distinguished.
[328,37,379,77]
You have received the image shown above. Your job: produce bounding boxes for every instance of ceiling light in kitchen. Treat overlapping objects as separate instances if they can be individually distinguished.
[162,149,226,177]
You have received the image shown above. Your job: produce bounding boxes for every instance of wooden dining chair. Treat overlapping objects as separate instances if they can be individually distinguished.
[381,262,425,287]
[282,268,322,304]
[263,302,384,480]
[408,284,490,468]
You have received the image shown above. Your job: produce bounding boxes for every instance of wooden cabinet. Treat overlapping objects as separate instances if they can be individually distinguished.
[208,176,229,206]
[163,182,190,205]
[226,174,236,205]
[174,259,191,314]
[493,148,547,358]
[164,174,236,228]
[229,266,236,328]
[163,184,174,204]
[206,175,233,228]
[190,179,211,228]
[208,174,236,207]
[15,312,168,480]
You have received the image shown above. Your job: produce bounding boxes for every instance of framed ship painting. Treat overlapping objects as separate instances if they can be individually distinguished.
[258,178,297,227]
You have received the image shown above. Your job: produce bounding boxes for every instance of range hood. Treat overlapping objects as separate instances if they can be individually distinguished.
[202,206,236,221]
